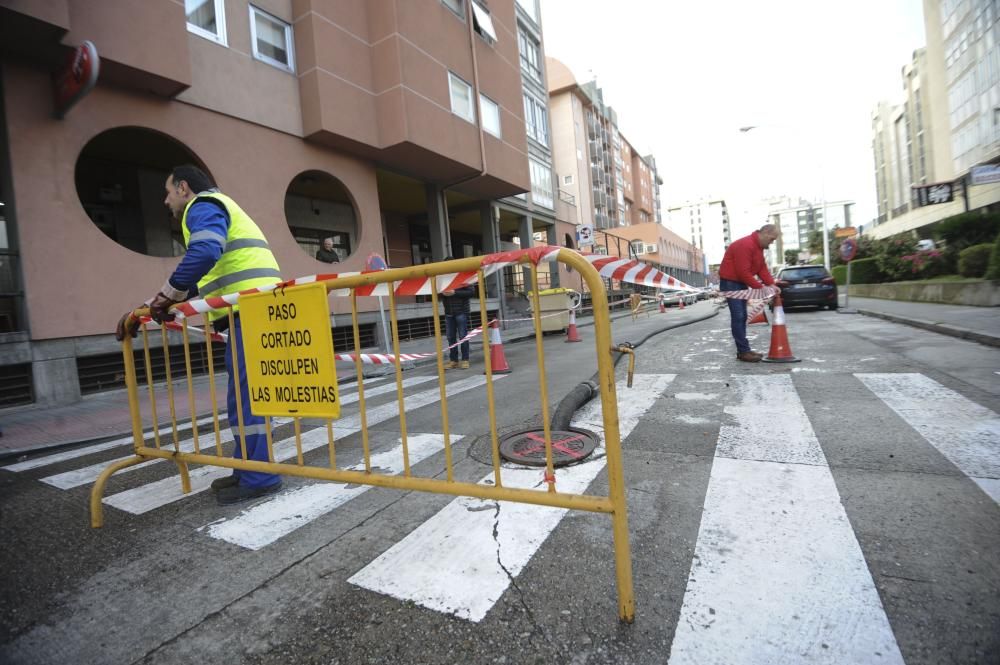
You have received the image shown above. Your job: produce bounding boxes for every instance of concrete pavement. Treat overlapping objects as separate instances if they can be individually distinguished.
[843,295,1000,347]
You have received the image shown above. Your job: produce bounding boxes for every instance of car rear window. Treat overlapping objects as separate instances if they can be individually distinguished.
[780,267,829,279]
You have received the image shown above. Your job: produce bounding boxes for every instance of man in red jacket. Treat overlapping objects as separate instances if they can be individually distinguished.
[718,224,781,362]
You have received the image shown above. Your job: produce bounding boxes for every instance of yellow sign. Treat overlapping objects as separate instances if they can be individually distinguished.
[240,282,339,418]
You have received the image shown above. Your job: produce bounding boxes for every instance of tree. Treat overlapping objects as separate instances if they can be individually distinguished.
[784,249,799,265]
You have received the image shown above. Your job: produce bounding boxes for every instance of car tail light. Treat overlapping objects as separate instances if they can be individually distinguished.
[821,277,836,285]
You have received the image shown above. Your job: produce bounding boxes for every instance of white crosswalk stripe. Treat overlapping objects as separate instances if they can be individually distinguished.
[204,433,456,550]
[3,377,394,474]
[668,375,904,665]
[102,374,502,515]
[348,373,676,622]
[36,376,434,489]
[857,372,1000,505]
[2,416,217,473]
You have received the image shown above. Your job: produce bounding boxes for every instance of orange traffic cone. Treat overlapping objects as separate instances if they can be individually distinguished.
[678,297,685,310]
[658,296,666,313]
[484,319,512,374]
[748,308,768,325]
[565,308,582,342]
[762,295,800,363]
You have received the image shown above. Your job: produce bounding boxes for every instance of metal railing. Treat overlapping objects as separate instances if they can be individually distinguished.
[90,250,636,621]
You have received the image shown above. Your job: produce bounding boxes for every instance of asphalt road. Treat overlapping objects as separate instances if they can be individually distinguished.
[1,300,998,665]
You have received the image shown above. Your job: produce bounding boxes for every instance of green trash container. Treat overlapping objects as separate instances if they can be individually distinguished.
[528,287,573,332]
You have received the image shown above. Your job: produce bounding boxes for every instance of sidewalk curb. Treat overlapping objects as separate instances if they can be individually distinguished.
[858,309,1000,348]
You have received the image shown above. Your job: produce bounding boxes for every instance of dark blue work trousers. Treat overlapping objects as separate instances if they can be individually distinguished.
[225,314,280,489]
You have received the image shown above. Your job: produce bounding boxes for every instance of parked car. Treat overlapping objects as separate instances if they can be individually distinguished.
[774,265,838,310]
[660,290,697,307]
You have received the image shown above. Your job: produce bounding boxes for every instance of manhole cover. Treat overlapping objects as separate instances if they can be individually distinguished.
[498,427,599,467]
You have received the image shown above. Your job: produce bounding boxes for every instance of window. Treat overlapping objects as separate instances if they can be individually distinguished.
[523,93,548,145]
[529,158,554,209]
[563,174,574,185]
[250,6,294,72]
[631,240,646,255]
[471,2,498,43]
[518,28,542,82]
[186,0,226,45]
[515,0,538,19]
[441,0,464,17]
[449,72,475,122]
[479,94,501,137]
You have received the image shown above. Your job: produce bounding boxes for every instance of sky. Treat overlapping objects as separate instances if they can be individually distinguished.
[538,0,927,237]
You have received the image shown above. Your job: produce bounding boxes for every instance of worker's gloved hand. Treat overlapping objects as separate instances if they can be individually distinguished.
[114,309,142,341]
[148,293,180,323]
[147,280,188,324]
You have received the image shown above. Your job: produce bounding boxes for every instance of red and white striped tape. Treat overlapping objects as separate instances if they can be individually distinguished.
[164,246,707,322]
[716,285,780,320]
[140,316,485,366]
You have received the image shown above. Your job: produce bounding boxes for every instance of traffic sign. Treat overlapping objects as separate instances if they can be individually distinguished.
[365,253,387,271]
[840,237,858,262]
[240,282,339,418]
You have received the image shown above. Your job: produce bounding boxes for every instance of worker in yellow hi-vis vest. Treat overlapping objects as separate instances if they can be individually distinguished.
[114,165,283,505]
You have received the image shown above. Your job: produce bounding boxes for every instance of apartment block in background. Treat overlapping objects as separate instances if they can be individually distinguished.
[868,2,1000,239]
[665,199,731,268]
[764,197,855,262]
[547,58,704,285]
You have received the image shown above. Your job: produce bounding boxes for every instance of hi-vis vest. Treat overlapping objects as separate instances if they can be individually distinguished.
[181,192,281,321]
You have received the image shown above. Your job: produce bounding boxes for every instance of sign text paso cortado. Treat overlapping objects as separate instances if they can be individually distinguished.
[240,282,339,418]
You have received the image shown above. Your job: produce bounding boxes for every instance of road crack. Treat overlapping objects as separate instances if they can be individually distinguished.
[490,501,556,649]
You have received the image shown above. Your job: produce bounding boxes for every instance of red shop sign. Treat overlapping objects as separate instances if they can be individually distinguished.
[53,41,99,119]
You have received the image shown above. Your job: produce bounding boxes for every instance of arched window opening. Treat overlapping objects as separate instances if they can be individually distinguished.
[284,170,359,263]
[75,127,210,256]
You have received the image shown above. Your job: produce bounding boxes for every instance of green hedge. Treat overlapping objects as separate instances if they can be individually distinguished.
[986,231,1000,280]
[845,257,883,283]
[831,265,846,284]
[958,243,994,277]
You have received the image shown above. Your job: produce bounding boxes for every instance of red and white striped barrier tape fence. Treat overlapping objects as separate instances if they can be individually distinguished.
[163,246,705,323]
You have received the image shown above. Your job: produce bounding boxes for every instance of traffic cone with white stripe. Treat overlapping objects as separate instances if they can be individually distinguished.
[484,319,512,374]
[678,297,685,310]
[565,308,582,343]
[658,296,666,313]
[748,308,768,325]
[762,295,800,363]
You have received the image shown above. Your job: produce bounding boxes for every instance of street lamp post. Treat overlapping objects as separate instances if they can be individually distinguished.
[739,126,830,270]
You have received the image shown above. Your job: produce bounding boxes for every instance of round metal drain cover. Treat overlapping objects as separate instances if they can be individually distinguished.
[498,427,599,467]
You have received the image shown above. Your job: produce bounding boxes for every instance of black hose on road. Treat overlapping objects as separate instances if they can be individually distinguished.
[549,304,723,431]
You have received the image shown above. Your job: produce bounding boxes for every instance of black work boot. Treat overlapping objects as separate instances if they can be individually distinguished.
[210,474,239,492]
[216,481,283,505]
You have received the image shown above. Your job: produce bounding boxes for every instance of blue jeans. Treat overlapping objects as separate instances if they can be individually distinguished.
[445,312,469,361]
[225,314,280,489]
[720,278,751,354]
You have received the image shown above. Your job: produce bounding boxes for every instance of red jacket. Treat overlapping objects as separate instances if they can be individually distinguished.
[718,231,775,289]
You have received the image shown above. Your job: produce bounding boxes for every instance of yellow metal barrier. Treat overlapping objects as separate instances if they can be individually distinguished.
[92,251,635,621]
